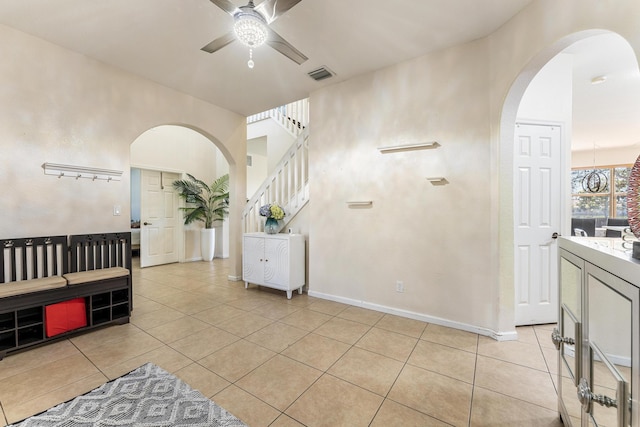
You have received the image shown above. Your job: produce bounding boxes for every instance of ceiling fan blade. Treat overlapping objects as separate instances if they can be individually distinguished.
[201,31,236,53]
[266,29,308,65]
[255,0,302,24]
[209,0,240,16]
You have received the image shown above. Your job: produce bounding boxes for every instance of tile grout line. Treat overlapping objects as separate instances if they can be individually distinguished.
[468,333,480,426]
[0,399,7,427]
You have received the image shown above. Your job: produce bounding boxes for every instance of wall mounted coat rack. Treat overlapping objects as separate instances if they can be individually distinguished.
[43,163,123,182]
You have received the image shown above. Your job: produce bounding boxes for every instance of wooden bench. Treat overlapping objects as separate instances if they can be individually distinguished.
[0,232,132,359]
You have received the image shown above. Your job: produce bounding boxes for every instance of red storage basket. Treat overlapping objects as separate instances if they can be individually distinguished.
[45,298,87,337]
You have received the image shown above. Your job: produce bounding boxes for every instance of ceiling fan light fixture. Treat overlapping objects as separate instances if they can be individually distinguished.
[233,9,268,48]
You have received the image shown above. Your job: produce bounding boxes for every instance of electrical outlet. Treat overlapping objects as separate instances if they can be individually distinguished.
[113,205,121,216]
[396,281,404,293]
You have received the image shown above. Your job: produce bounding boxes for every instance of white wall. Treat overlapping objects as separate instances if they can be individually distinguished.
[310,38,496,334]
[131,168,141,222]
[247,119,296,173]
[215,147,231,259]
[572,145,640,168]
[517,53,573,127]
[131,126,219,178]
[247,137,268,199]
[0,23,246,277]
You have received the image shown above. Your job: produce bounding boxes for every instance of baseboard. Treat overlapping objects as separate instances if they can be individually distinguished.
[307,290,518,341]
[491,330,519,341]
[228,275,242,281]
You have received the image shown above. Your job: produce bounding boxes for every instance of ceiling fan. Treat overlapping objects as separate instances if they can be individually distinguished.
[201,0,308,68]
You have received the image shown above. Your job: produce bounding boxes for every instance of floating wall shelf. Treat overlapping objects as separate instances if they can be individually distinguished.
[378,141,440,154]
[346,201,373,208]
[426,177,449,186]
[43,163,123,182]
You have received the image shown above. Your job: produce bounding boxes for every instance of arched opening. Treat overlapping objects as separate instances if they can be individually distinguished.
[499,30,640,330]
[130,124,232,267]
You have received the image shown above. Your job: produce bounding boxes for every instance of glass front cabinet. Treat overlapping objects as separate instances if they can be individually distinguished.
[556,238,640,427]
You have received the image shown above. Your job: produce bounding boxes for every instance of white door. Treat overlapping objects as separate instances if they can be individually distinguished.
[514,123,562,325]
[140,170,180,268]
[243,235,265,284]
[264,238,289,286]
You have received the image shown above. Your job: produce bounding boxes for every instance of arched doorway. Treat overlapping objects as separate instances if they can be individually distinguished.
[500,30,640,328]
[130,124,231,267]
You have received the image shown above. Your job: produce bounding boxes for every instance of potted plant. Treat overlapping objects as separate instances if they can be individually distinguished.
[173,173,229,261]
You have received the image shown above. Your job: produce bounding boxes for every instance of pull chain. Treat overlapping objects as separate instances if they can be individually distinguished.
[248,48,255,69]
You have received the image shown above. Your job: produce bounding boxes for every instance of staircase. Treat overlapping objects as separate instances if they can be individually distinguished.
[243,128,309,233]
[243,99,310,233]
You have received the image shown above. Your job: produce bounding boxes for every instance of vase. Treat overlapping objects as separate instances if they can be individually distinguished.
[200,228,215,261]
[264,217,279,234]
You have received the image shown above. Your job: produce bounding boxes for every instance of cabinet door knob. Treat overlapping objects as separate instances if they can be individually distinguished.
[577,378,617,412]
[551,328,575,350]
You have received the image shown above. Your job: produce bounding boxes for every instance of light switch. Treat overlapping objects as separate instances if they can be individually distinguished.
[113,205,121,216]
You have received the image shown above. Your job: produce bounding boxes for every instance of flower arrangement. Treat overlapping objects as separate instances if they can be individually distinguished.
[259,203,285,220]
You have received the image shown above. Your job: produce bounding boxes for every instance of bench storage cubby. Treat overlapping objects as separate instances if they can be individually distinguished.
[0,232,132,359]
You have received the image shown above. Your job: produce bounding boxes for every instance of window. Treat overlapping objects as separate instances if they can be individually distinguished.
[571,165,632,221]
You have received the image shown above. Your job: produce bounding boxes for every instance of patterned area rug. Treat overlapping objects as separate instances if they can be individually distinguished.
[9,363,247,427]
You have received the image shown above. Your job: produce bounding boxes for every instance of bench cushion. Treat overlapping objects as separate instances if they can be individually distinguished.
[0,276,67,298]
[63,267,129,285]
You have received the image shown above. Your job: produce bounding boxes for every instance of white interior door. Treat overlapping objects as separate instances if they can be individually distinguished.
[514,122,562,325]
[140,170,179,268]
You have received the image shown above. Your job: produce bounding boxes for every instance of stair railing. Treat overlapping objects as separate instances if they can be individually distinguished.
[243,128,309,233]
[247,98,309,138]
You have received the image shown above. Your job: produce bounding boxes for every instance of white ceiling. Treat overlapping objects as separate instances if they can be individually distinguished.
[1,0,638,152]
[0,0,534,116]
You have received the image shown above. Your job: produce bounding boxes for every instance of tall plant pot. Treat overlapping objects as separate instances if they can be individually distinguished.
[200,228,216,262]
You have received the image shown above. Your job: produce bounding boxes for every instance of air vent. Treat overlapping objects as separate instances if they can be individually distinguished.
[308,67,334,81]
[247,155,253,167]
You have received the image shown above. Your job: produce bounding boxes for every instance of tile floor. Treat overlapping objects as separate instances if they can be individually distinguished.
[0,258,564,426]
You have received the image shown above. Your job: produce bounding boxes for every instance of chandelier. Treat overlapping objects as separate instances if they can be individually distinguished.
[233,1,269,68]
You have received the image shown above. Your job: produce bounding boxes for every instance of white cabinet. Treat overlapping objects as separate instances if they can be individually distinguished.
[556,238,640,427]
[243,233,305,299]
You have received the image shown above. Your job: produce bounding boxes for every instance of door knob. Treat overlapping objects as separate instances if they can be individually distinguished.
[144,222,152,226]
[552,232,560,239]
